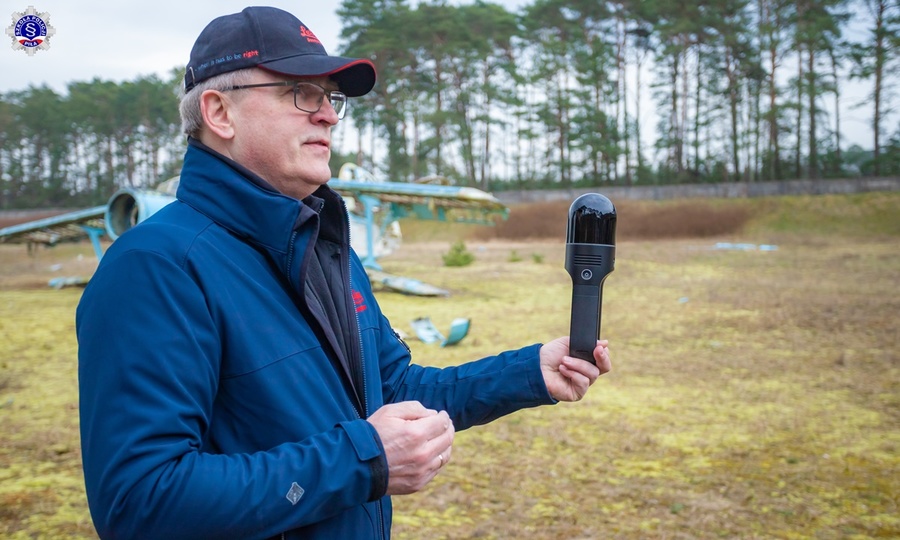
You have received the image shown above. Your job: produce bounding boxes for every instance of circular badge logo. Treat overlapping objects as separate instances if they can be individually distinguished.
[15,14,47,48]
[6,6,56,56]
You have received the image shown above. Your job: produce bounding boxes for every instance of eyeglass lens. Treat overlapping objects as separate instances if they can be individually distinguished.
[295,83,346,119]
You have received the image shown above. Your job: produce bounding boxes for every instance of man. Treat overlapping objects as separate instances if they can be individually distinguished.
[76,6,611,539]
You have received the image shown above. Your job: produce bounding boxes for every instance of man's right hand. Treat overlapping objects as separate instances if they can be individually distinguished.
[367,401,455,495]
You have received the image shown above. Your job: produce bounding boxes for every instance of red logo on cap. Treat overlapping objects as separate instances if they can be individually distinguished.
[300,25,321,45]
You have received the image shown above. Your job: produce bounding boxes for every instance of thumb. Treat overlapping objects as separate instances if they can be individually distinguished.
[380,401,435,421]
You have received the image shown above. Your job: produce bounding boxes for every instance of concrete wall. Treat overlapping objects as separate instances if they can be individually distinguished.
[494,177,900,205]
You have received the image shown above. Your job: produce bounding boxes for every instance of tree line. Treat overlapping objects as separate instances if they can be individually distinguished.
[1,0,897,209]
[0,72,185,209]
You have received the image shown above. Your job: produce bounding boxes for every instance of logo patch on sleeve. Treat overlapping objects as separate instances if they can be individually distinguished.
[286,482,305,505]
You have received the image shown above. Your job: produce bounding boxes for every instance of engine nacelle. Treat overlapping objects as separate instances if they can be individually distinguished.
[105,188,176,240]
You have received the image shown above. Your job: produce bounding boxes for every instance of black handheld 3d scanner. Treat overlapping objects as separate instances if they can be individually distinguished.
[565,193,616,364]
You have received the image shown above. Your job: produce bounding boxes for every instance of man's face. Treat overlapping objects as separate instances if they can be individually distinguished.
[223,71,341,200]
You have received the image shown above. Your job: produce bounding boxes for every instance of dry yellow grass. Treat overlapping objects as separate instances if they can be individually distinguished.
[379,236,899,539]
[0,193,898,538]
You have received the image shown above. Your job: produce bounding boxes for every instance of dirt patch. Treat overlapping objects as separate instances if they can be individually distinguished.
[0,244,99,291]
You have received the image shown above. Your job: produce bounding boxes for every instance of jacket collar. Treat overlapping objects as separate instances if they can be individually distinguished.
[177,138,346,253]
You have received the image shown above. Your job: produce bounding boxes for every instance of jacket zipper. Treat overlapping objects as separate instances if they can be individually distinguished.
[286,230,298,286]
[343,198,386,540]
[290,220,364,419]
[341,197,368,418]
[281,200,384,539]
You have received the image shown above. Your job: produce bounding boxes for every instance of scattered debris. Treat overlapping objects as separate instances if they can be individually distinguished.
[368,269,450,296]
[713,242,778,251]
[48,276,89,289]
[410,317,470,347]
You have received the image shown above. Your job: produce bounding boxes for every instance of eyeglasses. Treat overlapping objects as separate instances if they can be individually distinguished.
[224,81,348,119]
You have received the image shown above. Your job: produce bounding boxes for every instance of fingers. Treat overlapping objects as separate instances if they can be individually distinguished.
[369,403,455,496]
[561,353,601,380]
[592,340,612,374]
[428,410,454,469]
[557,340,610,390]
[389,412,453,472]
[387,413,452,494]
[380,400,435,420]
[417,409,453,442]
[558,360,594,396]
[431,417,454,470]
[436,444,452,470]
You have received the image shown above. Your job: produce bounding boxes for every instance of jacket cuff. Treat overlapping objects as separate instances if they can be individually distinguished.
[338,419,389,502]
[521,343,557,405]
[366,449,389,502]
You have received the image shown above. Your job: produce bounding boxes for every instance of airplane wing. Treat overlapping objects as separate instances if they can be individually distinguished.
[0,206,106,246]
[1,170,508,299]
[0,187,176,262]
[329,179,508,226]
[329,178,508,276]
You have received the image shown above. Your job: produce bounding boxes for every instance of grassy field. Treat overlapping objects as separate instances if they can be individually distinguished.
[1,192,898,538]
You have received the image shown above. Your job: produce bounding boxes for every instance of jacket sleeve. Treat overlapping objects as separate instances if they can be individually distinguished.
[77,248,383,540]
[348,255,556,431]
[383,341,556,430]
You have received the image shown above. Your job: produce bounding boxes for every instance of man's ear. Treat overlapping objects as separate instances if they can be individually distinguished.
[200,90,235,140]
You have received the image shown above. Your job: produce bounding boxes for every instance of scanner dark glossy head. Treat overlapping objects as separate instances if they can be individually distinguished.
[567,193,616,245]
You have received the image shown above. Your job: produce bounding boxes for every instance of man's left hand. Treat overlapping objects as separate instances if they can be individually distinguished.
[539,337,611,402]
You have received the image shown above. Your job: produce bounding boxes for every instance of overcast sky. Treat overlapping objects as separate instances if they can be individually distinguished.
[1,1,378,93]
[1,1,537,93]
[1,1,889,149]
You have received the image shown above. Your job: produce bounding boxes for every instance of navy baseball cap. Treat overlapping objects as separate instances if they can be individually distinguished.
[184,6,376,97]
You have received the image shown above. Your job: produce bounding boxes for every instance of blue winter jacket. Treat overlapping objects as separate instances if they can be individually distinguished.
[77,139,554,539]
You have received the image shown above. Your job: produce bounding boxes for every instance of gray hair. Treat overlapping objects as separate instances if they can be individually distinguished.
[179,68,255,138]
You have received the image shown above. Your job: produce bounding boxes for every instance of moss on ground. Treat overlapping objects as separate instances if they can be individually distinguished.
[0,192,897,538]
